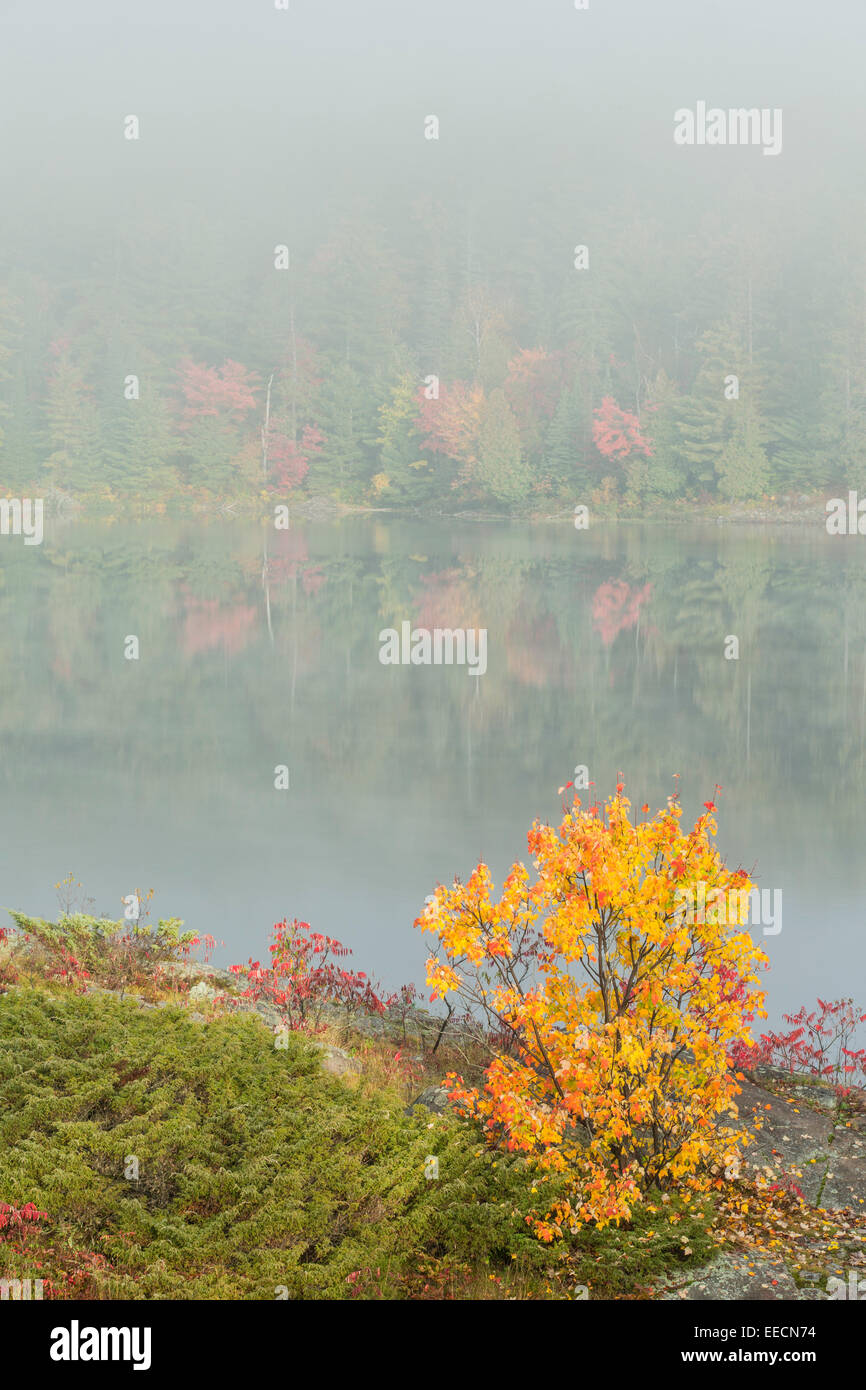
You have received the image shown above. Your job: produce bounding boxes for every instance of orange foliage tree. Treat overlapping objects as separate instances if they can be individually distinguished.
[416,782,767,1236]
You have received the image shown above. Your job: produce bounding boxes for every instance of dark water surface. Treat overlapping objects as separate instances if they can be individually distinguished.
[2,515,863,1023]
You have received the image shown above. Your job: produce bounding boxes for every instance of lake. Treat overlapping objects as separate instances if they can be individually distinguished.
[1,514,863,1026]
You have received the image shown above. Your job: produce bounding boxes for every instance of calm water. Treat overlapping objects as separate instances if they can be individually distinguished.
[2,515,864,1024]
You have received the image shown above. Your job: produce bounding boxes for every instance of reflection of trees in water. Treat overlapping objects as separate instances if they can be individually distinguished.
[0,522,864,817]
[591,579,652,648]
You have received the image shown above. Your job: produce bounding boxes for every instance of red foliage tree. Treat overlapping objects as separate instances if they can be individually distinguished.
[504,348,570,457]
[177,359,259,426]
[592,396,653,462]
[230,918,393,1032]
[267,423,324,490]
[415,381,485,467]
[731,998,866,1094]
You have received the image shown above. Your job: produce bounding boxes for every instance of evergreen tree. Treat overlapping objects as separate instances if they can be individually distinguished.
[0,279,51,489]
[715,423,770,500]
[475,389,532,506]
[638,371,689,500]
[375,370,432,503]
[43,348,104,492]
[121,387,177,493]
[0,294,14,458]
[674,314,766,493]
[306,361,375,499]
[303,219,408,373]
[544,383,592,496]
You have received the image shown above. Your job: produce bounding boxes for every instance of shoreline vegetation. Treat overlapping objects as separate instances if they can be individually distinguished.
[2,793,866,1301]
[4,188,866,529]
[30,487,829,528]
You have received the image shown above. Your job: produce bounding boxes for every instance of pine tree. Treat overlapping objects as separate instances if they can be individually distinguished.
[123,388,177,493]
[306,361,375,499]
[716,423,770,500]
[303,220,408,373]
[43,348,104,492]
[544,384,591,495]
[638,371,689,500]
[0,295,14,455]
[475,388,532,506]
[375,370,432,503]
[674,315,767,495]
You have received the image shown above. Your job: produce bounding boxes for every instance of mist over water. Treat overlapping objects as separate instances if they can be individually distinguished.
[0,515,862,1023]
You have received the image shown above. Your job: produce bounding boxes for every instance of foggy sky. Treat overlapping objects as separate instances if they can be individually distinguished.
[1,0,862,218]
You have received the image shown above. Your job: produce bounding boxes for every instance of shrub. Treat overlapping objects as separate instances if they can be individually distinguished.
[230,917,392,1031]
[417,781,768,1234]
[733,997,866,1094]
[0,987,554,1298]
[7,911,199,1000]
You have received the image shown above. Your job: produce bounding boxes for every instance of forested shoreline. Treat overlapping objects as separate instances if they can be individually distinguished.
[2,165,865,513]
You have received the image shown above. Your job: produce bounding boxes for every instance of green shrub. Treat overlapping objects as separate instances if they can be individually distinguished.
[0,988,556,1299]
[7,912,197,999]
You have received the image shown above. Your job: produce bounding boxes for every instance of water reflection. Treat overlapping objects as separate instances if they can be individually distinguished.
[0,517,863,1023]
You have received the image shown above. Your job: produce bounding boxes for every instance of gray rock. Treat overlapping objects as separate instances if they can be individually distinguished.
[164,961,237,989]
[312,1042,362,1079]
[659,1254,808,1302]
[189,981,218,1005]
[405,1084,452,1117]
[733,1075,834,1205]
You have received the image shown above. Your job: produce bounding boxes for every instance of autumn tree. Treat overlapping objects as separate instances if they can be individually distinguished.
[374,371,432,502]
[415,379,485,494]
[592,396,653,466]
[418,783,767,1234]
[267,423,323,491]
[175,358,260,491]
[504,348,570,467]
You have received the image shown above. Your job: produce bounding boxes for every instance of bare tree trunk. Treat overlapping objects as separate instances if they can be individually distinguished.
[261,372,274,480]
